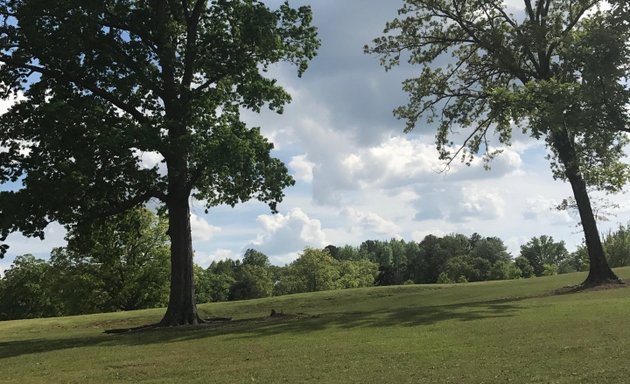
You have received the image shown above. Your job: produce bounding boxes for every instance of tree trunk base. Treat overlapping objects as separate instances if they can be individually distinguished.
[580,269,623,289]
[157,312,204,327]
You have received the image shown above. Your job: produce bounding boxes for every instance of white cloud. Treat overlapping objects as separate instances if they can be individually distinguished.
[451,185,506,222]
[413,183,505,223]
[190,213,221,242]
[522,196,574,225]
[289,154,315,183]
[194,248,239,268]
[504,235,531,257]
[2,223,67,257]
[131,149,166,175]
[248,208,327,263]
[411,228,450,242]
[0,93,24,115]
[304,134,525,205]
[342,207,400,236]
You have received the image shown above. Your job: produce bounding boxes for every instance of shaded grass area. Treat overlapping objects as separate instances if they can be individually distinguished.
[2,269,630,383]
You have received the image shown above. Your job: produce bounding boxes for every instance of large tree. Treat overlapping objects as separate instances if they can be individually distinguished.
[0,1,319,325]
[367,0,629,287]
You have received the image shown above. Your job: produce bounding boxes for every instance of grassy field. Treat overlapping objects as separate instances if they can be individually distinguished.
[2,269,630,383]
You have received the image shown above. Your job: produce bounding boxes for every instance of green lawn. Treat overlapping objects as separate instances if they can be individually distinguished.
[2,269,630,383]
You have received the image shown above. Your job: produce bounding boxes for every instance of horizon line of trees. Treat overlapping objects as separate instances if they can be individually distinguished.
[3,208,630,321]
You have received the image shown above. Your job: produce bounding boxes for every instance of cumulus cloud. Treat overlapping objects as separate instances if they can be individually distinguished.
[131,149,167,176]
[342,207,400,236]
[190,213,221,242]
[3,223,67,255]
[522,196,574,225]
[289,154,315,183]
[247,208,327,262]
[413,184,505,223]
[451,185,506,222]
[411,228,450,242]
[194,248,239,268]
[307,134,524,205]
[0,93,24,115]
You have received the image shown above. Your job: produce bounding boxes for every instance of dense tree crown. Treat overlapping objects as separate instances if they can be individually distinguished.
[367,0,630,287]
[0,0,318,249]
[0,1,319,325]
[51,208,170,314]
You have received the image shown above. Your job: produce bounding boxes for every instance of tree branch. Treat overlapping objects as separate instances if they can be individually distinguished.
[81,189,167,225]
[0,57,150,124]
[487,2,540,80]
[181,0,206,97]
[440,115,493,171]
[524,0,536,21]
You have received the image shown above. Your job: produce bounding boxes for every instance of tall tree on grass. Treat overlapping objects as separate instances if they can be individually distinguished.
[366,0,629,287]
[0,1,319,325]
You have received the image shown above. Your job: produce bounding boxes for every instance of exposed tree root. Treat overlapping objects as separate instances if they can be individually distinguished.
[553,279,626,295]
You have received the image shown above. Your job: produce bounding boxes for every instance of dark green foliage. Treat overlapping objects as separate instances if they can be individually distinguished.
[519,236,569,277]
[196,259,238,303]
[0,208,170,320]
[53,208,169,313]
[242,249,271,268]
[337,245,362,261]
[0,254,60,320]
[489,260,521,281]
[342,234,517,285]
[603,224,630,268]
[515,256,535,278]
[193,265,215,305]
[470,237,511,264]
[229,252,273,300]
[229,265,273,301]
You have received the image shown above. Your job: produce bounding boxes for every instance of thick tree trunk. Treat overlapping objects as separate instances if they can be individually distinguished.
[567,174,620,286]
[551,128,620,287]
[159,194,201,326]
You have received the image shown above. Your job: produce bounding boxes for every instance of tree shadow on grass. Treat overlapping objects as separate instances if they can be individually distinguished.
[222,296,526,340]
[0,296,525,360]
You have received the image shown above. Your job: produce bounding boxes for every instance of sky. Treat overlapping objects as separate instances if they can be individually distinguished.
[2,0,630,272]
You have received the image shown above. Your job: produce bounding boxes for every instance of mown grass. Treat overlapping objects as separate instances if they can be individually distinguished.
[2,269,630,383]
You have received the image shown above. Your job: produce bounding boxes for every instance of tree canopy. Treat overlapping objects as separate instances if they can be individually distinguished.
[0,0,319,325]
[519,235,569,277]
[50,208,170,314]
[366,0,629,287]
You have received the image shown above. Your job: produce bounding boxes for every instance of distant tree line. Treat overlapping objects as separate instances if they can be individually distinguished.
[194,248,378,304]
[3,209,630,320]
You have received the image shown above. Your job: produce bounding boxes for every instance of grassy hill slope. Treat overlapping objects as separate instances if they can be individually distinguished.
[2,269,630,383]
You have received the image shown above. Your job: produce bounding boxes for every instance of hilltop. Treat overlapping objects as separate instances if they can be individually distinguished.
[2,268,630,383]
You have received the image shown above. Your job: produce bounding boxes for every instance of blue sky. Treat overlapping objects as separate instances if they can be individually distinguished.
[2,0,630,272]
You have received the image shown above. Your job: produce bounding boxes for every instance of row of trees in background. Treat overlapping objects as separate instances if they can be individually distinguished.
[0,209,171,320]
[194,248,378,304]
[4,209,630,321]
